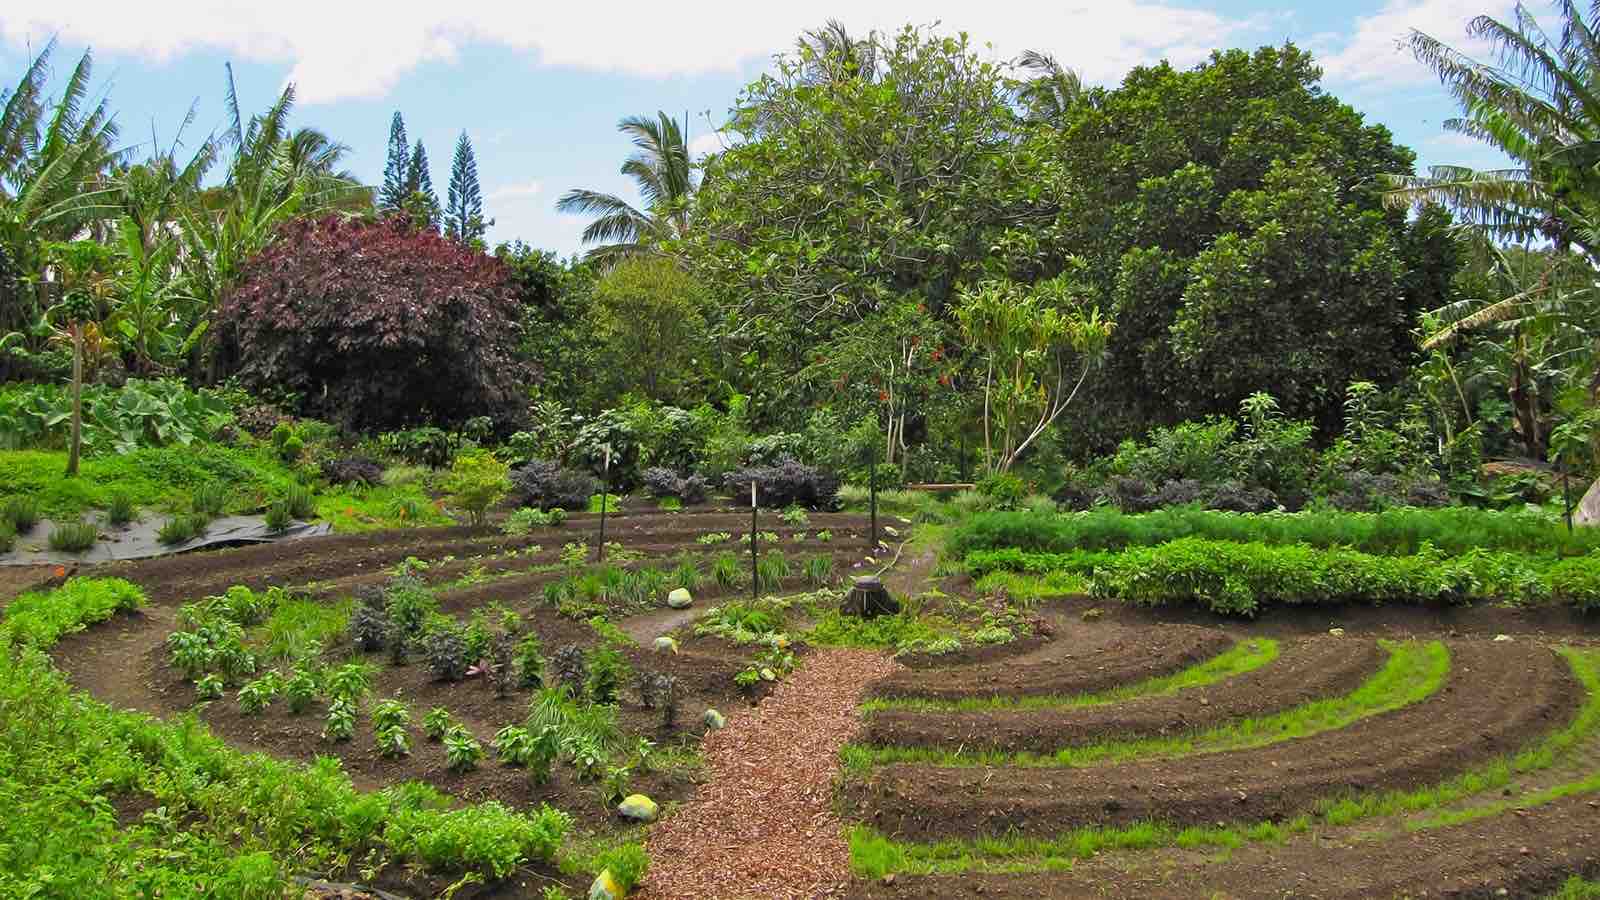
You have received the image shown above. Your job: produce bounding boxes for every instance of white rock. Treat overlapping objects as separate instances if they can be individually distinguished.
[653,636,679,654]
[1493,634,1513,642]
[666,588,693,609]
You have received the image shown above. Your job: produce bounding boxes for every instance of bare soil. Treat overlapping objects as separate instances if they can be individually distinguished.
[861,635,1385,752]
[866,621,1233,701]
[844,641,1580,842]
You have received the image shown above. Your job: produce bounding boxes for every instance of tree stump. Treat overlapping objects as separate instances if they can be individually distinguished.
[841,575,899,618]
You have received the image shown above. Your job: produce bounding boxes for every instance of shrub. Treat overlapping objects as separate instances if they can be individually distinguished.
[595,844,650,893]
[325,663,373,701]
[47,519,98,553]
[494,725,537,766]
[284,665,317,713]
[975,472,1027,510]
[322,697,358,741]
[237,673,281,714]
[512,460,599,510]
[380,427,456,468]
[376,724,411,758]
[323,456,385,486]
[105,490,136,525]
[641,467,682,499]
[711,552,744,589]
[382,802,571,877]
[371,698,411,732]
[443,725,485,772]
[550,644,588,698]
[1206,480,1278,513]
[756,551,790,592]
[1550,556,1600,612]
[445,449,510,527]
[421,621,472,682]
[724,457,840,510]
[218,215,528,431]
[515,630,547,685]
[3,577,144,647]
[423,706,453,740]
[586,647,629,704]
[0,520,12,553]
[503,506,566,534]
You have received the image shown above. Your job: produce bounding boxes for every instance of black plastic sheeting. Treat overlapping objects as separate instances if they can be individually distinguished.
[1,514,332,565]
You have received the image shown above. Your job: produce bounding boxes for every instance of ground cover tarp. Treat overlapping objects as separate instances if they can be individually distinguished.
[1,514,332,565]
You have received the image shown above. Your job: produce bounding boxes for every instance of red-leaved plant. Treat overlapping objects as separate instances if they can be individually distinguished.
[218,216,527,431]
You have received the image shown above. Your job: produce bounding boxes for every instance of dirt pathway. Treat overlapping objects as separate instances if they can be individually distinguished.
[640,647,901,899]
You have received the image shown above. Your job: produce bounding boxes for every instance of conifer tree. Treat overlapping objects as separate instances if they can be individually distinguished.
[404,140,439,231]
[445,130,487,245]
[378,111,409,211]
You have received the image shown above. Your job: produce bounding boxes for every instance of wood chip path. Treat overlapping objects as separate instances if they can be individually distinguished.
[640,647,901,900]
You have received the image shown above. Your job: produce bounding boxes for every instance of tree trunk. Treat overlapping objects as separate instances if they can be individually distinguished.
[66,321,83,477]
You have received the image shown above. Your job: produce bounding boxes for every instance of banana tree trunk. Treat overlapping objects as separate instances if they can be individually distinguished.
[66,321,83,477]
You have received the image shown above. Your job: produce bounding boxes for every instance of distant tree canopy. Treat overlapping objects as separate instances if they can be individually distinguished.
[218,216,525,431]
[683,34,1460,449]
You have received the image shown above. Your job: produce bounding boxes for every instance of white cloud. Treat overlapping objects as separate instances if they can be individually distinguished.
[0,0,1265,103]
[1319,0,1499,86]
[487,180,543,201]
[688,131,729,158]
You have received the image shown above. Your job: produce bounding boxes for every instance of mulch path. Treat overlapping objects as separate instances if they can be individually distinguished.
[641,647,902,900]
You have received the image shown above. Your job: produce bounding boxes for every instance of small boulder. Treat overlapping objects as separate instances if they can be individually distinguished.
[1494,634,1513,643]
[666,588,693,609]
[589,869,624,900]
[703,708,727,730]
[617,793,658,823]
[653,636,679,654]
[1328,627,1345,637]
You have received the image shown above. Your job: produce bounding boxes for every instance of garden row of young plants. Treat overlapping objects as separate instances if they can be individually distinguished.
[0,578,587,897]
[953,507,1600,616]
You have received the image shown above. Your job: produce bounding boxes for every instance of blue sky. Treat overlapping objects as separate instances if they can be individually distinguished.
[1,0,1523,257]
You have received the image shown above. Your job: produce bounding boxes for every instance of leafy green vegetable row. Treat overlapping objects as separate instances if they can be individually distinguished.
[949,506,1600,560]
[1084,539,1600,616]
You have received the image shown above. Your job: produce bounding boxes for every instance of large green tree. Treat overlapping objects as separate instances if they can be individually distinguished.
[1033,45,1457,443]
[685,26,1037,421]
[556,112,695,263]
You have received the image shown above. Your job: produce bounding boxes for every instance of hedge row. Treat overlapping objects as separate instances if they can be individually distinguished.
[948,506,1600,560]
[1085,538,1600,617]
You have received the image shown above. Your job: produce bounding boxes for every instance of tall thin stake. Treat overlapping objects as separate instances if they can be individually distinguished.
[1564,465,1574,533]
[750,480,759,600]
[597,446,610,562]
[870,437,879,550]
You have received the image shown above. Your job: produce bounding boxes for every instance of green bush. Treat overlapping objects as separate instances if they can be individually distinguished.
[47,520,99,553]
[1550,556,1600,612]
[0,378,233,454]
[284,484,316,520]
[595,843,650,892]
[446,450,510,527]
[975,472,1027,510]
[157,514,206,545]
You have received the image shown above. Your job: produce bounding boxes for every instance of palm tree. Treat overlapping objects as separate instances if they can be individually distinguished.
[0,41,121,347]
[556,111,694,263]
[1384,1,1600,260]
[795,20,880,84]
[1013,49,1085,123]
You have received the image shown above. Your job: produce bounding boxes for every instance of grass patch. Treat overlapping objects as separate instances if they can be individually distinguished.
[251,597,353,663]
[0,447,298,519]
[861,638,1280,713]
[844,641,1444,770]
[1551,876,1600,899]
[972,570,1091,602]
[315,482,451,532]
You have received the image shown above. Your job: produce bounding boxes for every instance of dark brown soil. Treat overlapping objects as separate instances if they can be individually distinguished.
[861,636,1385,752]
[845,641,1581,841]
[865,622,1232,701]
[847,790,1600,899]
